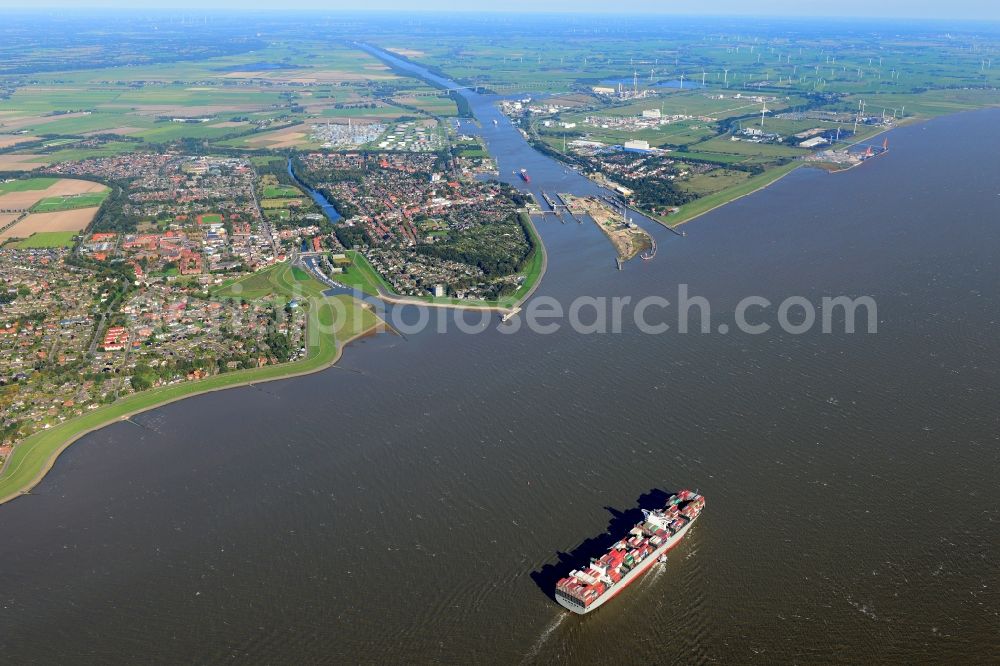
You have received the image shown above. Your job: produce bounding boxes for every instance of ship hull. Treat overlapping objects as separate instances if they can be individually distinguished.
[555,518,694,614]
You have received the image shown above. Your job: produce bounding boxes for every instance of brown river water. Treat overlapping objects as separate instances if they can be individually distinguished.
[1,79,998,663]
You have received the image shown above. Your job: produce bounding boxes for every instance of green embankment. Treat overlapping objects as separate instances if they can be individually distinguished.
[0,275,378,504]
[503,212,546,306]
[340,250,396,297]
[214,262,328,301]
[659,162,802,227]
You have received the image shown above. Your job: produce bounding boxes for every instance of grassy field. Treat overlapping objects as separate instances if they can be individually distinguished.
[261,197,303,209]
[8,231,78,248]
[30,191,109,212]
[263,185,302,198]
[690,135,808,159]
[36,142,142,164]
[660,161,802,227]
[265,208,292,222]
[392,94,459,116]
[678,169,753,197]
[0,177,58,194]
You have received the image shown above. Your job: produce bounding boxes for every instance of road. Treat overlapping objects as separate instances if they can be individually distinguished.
[250,180,278,259]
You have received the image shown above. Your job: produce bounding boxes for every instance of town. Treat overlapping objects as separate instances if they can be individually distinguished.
[294,151,535,300]
[0,144,539,460]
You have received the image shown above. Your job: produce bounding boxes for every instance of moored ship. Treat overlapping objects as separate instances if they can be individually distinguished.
[555,490,705,614]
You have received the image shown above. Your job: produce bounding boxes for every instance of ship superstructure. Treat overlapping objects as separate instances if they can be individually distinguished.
[555,490,705,614]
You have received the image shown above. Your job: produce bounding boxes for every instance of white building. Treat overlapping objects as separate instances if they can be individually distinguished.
[641,109,662,119]
[798,136,829,148]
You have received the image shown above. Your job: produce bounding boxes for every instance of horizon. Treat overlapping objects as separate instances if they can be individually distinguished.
[1,1,1000,21]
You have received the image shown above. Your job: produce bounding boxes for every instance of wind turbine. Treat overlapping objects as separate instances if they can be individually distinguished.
[760,100,767,128]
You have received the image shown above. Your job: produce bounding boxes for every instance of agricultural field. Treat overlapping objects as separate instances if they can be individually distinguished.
[31,190,109,212]
[370,18,1000,105]
[0,134,38,149]
[390,94,459,117]
[228,123,320,150]
[0,178,107,211]
[0,154,51,171]
[0,177,58,195]
[0,207,101,242]
[0,38,417,165]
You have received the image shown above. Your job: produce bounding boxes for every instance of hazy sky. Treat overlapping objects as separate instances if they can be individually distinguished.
[2,0,998,20]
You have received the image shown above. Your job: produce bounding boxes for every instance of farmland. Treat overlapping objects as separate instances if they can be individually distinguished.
[31,191,109,212]
[0,178,108,212]
[0,207,101,242]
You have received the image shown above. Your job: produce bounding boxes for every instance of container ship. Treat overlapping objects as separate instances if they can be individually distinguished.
[555,490,705,614]
[519,168,531,183]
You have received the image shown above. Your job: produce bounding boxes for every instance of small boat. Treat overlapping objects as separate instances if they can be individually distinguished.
[658,554,669,564]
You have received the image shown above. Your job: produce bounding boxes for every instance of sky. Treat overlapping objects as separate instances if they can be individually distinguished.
[1,0,998,20]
